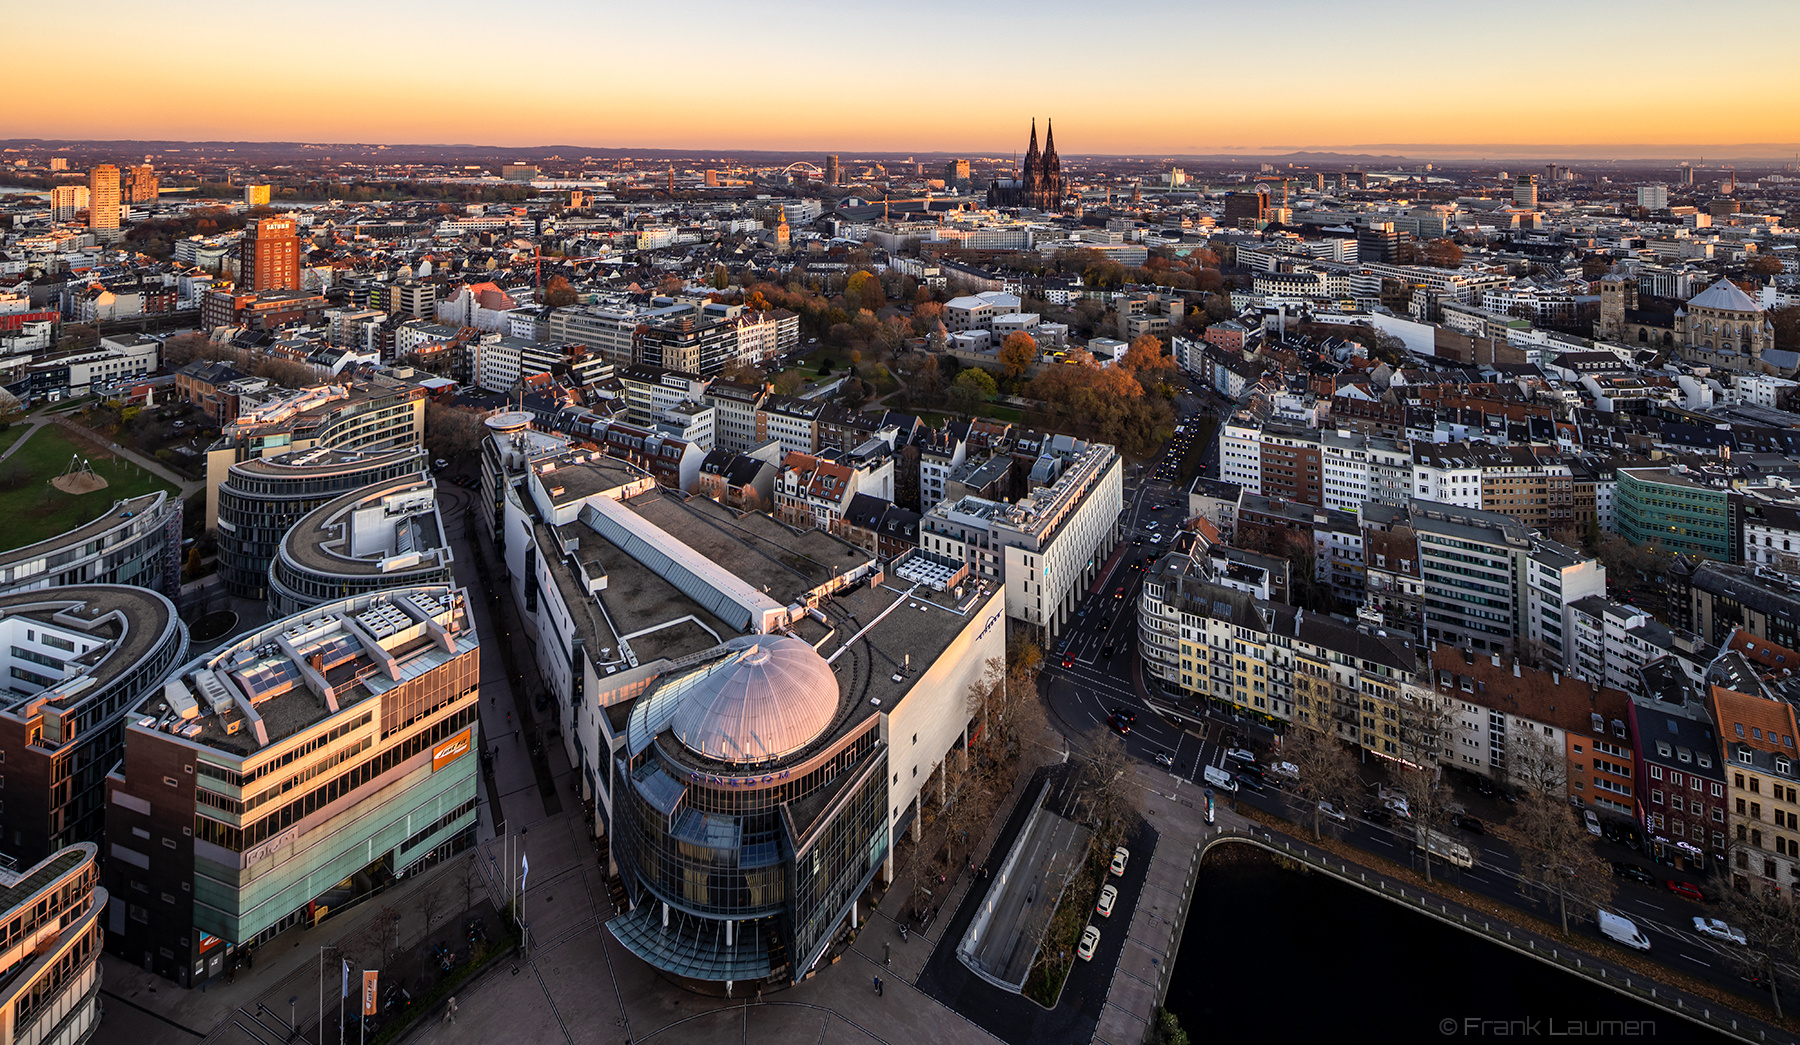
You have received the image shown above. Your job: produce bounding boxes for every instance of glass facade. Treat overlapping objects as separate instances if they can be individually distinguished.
[217,449,425,598]
[1616,471,1731,561]
[607,641,889,985]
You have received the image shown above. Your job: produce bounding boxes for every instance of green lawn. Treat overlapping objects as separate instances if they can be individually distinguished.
[0,426,27,459]
[0,426,177,549]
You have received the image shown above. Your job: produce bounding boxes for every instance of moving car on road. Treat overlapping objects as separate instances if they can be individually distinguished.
[1693,917,1746,945]
[1153,752,1174,768]
[1598,910,1651,951]
[1611,862,1655,885]
[1318,801,1348,823]
[1666,879,1705,902]
[1451,813,1485,834]
[1225,748,1257,765]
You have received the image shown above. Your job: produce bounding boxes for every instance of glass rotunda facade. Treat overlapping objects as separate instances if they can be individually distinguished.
[607,635,889,986]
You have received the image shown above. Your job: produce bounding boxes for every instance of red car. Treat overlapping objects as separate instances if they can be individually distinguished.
[1061,656,1074,669]
[1665,880,1704,902]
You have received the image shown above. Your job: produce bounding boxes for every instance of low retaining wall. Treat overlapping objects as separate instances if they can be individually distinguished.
[1195,829,1791,1045]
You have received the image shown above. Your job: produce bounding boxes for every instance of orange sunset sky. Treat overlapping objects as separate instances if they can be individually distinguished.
[13,0,1800,157]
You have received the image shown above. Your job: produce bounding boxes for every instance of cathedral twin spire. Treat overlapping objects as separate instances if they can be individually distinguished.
[989,118,1064,210]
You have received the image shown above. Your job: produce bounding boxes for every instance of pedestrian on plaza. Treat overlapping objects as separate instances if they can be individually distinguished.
[444,996,458,1024]
[873,976,882,996]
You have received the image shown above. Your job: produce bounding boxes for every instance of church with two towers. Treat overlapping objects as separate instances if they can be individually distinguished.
[986,118,1066,210]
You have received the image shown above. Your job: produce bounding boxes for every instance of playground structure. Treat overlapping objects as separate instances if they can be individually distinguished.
[51,453,109,495]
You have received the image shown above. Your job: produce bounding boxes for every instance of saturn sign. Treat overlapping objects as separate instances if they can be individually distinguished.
[432,728,472,772]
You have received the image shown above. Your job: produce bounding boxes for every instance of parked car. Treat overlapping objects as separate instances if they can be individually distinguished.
[1666,880,1705,902]
[1611,862,1655,885]
[1584,809,1602,836]
[1096,884,1118,918]
[1693,917,1746,945]
[1077,925,1101,961]
[1110,846,1130,877]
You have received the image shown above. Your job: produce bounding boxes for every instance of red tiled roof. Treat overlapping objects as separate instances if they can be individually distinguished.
[1705,685,1798,755]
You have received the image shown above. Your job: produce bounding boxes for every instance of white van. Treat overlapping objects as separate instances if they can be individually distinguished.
[1597,910,1650,951]
[1203,764,1238,792]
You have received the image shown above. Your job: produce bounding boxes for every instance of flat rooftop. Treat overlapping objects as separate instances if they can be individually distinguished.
[135,587,475,759]
[0,491,165,568]
[279,475,450,580]
[534,450,647,506]
[623,488,867,597]
[230,444,424,480]
[0,585,176,719]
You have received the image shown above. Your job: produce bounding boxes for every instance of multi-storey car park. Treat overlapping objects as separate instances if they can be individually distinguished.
[0,586,187,870]
[104,586,479,987]
[266,474,452,618]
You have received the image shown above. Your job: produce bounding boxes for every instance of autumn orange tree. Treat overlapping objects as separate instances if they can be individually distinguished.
[845,270,884,313]
[998,332,1037,380]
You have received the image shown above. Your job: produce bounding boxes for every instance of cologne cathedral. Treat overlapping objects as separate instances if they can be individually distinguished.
[986,118,1066,210]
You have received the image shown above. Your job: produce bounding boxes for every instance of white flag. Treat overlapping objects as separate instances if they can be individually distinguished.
[342,959,349,998]
[521,852,530,888]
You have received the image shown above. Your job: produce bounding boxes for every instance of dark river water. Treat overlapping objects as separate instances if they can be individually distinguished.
[1166,850,1736,1043]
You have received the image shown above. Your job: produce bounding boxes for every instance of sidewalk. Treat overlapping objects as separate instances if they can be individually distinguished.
[51,414,203,497]
[101,850,488,1045]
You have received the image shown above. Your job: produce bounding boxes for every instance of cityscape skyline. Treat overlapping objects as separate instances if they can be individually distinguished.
[14,0,1799,153]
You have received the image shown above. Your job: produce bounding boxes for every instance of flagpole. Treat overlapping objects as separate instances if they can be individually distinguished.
[317,947,323,1045]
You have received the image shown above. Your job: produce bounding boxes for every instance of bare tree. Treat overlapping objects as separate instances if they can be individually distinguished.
[964,656,1004,755]
[1503,792,1614,934]
[1719,869,1800,1019]
[1506,726,1567,800]
[1082,727,1140,854]
[1394,684,1458,883]
[415,883,446,939]
[938,756,983,870]
[1282,727,1361,839]
[424,401,489,461]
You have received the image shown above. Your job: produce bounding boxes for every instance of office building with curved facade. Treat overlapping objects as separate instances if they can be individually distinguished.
[0,843,105,1045]
[608,635,890,985]
[267,475,453,618]
[104,586,479,987]
[0,490,182,601]
[216,446,427,599]
[0,586,186,870]
[202,368,431,531]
